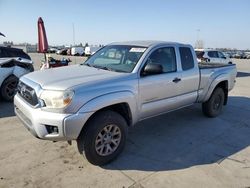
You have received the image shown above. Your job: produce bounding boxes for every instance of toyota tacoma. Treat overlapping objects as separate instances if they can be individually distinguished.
[14,41,237,165]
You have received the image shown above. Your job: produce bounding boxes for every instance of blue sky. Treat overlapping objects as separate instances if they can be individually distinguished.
[0,0,249,49]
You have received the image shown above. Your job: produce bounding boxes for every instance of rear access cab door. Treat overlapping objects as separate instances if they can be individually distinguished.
[138,44,199,120]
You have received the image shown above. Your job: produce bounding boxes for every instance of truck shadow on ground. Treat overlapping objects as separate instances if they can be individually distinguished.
[104,96,250,171]
[237,71,250,78]
[0,100,15,118]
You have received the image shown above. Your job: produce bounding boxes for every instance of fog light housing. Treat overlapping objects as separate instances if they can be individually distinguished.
[45,125,59,134]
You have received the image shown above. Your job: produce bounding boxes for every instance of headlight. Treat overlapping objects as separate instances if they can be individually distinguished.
[40,90,74,109]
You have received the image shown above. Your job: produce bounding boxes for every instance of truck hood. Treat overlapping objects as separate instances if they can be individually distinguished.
[23,64,126,90]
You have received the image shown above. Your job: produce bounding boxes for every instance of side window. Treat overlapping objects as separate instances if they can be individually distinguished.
[218,51,225,58]
[179,47,194,70]
[0,49,8,58]
[208,51,218,58]
[146,47,176,73]
[8,50,16,57]
[207,51,213,57]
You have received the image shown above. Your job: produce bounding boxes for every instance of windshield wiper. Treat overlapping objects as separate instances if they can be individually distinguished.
[97,66,125,72]
[82,62,92,67]
[82,63,126,73]
[88,64,112,71]
[99,66,113,71]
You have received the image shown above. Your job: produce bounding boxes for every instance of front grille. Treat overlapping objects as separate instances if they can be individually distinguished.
[17,81,38,106]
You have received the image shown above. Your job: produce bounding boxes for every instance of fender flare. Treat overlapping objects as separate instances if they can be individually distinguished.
[203,73,229,102]
[78,91,138,125]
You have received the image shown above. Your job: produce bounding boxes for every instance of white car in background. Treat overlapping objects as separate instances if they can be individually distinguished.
[0,46,34,101]
[84,46,101,56]
[71,47,85,56]
[195,49,233,64]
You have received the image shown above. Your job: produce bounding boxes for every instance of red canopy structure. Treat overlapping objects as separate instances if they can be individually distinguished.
[37,17,48,53]
[0,32,6,37]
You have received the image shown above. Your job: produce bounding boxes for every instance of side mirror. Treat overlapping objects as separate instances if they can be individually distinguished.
[221,56,226,59]
[142,64,163,76]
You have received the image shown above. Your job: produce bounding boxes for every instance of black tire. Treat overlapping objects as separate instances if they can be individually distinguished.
[202,87,225,118]
[77,110,128,166]
[0,75,18,102]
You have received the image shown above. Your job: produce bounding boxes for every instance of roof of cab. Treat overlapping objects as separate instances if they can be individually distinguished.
[109,40,188,48]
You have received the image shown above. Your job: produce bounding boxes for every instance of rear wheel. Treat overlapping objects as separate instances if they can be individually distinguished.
[0,75,18,102]
[202,87,225,117]
[77,110,128,166]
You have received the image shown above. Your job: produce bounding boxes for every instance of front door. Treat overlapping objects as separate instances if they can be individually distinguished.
[138,46,182,120]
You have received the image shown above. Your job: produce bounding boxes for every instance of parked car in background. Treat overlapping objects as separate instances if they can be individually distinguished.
[195,49,232,64]
[84,46,101,56]
[232,53,241,59]
[245,52,250,59]
[71,47,85,56]
[56,48,68,55]
[14,41,236,165]
[47,47,58,53]
[0,46,34,101]
[233,52,247,59]
[67,48,71,56]
[240,52,247,59]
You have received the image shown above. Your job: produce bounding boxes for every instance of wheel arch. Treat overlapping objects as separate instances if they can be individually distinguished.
[0,74,18,88]
[85,102,132,127]
[77,102,133,144]
[78,91,138,124]
[215,81,228,105]
[76,91,138,140]
[205,79,228,105]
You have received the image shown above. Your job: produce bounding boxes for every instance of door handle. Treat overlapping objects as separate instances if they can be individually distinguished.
[172,77,181,83]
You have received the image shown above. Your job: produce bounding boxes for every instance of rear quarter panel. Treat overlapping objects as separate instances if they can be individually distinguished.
[197,65,237,102]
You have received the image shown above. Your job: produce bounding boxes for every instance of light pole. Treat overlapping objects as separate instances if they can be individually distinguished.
[72,23,75,46]
[196,29,200,41]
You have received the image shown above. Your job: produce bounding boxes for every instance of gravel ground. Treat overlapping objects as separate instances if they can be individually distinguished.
[0,55,249,188]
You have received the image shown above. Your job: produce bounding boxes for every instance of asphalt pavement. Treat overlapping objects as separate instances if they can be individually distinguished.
[0,56,249,188]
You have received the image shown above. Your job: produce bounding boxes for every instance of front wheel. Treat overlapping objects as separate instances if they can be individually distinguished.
[0,75,18,102]
[77,110,128,166]
[202,87,225,118]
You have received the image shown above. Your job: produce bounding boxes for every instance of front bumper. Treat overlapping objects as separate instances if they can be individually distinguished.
[14,93,93,141]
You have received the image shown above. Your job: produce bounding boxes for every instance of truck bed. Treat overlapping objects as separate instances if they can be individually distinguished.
[197,63,237,103]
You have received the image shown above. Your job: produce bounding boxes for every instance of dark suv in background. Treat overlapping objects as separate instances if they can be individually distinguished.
[0,46,31,59]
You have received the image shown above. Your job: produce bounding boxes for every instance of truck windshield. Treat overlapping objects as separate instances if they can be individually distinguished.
[82,45,147,73]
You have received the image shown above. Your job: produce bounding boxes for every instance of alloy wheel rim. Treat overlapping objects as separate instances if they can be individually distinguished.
[95,124,121,156]
[213,95,222,110]
[5,81,18,97]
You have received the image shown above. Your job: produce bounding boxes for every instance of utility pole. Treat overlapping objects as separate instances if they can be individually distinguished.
[72,23,75,46]
[195,29,204,49]
[72,23,76,64]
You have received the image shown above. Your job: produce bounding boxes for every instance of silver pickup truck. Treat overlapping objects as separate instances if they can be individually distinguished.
[14,41,237,165]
